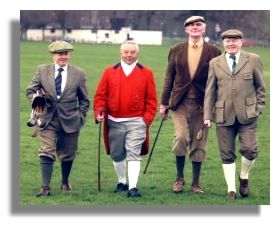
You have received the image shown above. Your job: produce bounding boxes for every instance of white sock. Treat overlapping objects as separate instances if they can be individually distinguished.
[222,163,236,193]
[113,160,126,184]
[128,160,140,190]
[240,156,255,179]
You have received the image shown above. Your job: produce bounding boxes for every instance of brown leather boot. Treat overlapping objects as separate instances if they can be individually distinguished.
[36,186,51,197]
[172,178,185,193]
[61,183,72,192]
[227,191,236,200]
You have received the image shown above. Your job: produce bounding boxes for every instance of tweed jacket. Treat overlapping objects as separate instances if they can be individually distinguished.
[204,50,266,126]
[26,63,90,133]
[160,41,221,110]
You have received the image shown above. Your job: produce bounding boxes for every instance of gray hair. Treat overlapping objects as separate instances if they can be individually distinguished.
[120,40,139,52]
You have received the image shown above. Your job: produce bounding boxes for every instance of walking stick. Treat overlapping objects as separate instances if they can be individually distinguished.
[97,113,102,192]
[143,118,164,174]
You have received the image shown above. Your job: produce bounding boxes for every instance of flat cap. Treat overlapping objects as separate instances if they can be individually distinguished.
[221,29,243,39]
[48,40,74,53]
[184,16,205,27]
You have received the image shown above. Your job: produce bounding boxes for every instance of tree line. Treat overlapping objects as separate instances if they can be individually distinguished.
[20,10,270,43]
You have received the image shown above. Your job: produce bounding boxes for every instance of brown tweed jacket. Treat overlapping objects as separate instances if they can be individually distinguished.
[160,41,221,110]
[204,51,266,126]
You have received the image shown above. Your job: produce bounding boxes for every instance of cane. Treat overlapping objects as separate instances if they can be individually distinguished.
[97,112,102,191]
[143,118,164,174]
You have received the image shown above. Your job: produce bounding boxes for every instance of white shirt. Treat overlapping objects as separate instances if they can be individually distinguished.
[121,59,138,76]
[225,52,240,73]
[108,59,140,122]
[54,64,68,98]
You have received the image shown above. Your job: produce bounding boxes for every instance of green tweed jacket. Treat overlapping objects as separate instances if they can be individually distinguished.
[204,50,266,126]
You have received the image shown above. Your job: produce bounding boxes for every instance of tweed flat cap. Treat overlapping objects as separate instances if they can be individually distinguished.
[48,40,74,53]
[184,16,205,27]
[221,29,243,39]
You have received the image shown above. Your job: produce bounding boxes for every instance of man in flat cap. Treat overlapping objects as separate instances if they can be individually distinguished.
[160,16,221,194]
[204,29,266,199]
[26,40,90,197]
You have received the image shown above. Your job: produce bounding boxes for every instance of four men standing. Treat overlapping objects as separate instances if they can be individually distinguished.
[26,18,266,201]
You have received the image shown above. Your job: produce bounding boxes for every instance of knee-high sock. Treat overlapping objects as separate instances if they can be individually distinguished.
[61,160,73,184]
[192,161,202,186]
[176,156,185,179]
[128,160,140,190]
[222,163,236,193]
[240,156,255,179]
[40,156,54,188]
[113,159,127,184]
[61,161,73,184]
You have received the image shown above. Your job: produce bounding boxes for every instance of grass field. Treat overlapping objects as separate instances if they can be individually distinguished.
[19,41,270,205]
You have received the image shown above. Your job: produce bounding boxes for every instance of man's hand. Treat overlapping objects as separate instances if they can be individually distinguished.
[96,114,104,123]
[159,104,169,120]
[96,110,104,124]
[204,119,211,128]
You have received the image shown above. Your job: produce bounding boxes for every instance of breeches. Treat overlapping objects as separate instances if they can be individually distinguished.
[38,116,79,161]
[108,118,146,162]
[172,100,208,162]
[216,119,258,164]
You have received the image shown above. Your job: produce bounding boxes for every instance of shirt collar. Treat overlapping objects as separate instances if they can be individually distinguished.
[55,64,68,72]
[120,59,138,69]
[188,39,204,48]
[225,51,241,61]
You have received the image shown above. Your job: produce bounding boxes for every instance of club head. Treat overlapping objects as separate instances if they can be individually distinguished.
[196,129,203,141]
[196,124,207,141]
[27,117,37,127]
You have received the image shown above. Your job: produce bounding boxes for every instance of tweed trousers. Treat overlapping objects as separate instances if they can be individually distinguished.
[172,98,208,162]
[216,119,258,164]
[38,114,79,161]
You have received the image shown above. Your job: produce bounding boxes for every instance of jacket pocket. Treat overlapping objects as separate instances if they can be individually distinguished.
[245,97,257,118]
[243,73,253,80]
[214,101,225,123]
[79,110,86,126]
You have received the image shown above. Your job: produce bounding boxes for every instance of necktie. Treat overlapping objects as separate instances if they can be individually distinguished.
[230,55,236,74]
[55,68,63,96]
[193,44,198,49]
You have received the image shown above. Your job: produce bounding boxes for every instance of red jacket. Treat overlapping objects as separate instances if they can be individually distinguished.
[94,63,157,155]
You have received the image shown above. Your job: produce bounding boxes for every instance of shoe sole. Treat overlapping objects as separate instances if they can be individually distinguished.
[173,189,183,193]
[127,194,142,198]
[36,193,51,197]
[240,192,249,197]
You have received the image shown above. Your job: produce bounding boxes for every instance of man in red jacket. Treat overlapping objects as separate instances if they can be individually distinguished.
[94,40,157,198]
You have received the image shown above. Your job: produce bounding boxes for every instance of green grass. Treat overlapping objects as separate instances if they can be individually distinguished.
[20,41,270,205]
